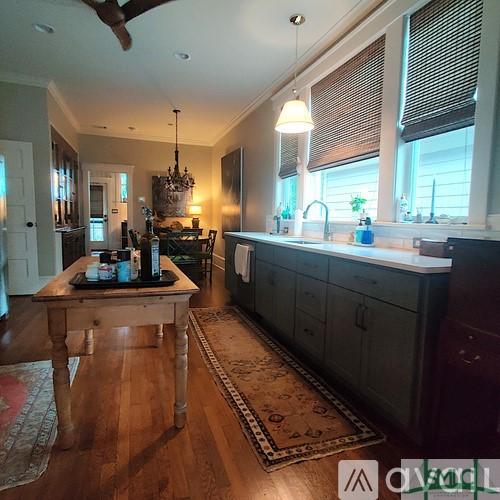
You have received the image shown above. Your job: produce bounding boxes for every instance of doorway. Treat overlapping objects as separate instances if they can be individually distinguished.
[83,164,134,254]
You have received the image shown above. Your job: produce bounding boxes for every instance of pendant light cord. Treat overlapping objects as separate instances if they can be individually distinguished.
[293,23,298,96]
[174,109,180,169]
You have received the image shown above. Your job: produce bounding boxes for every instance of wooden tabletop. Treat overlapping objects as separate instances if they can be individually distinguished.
[33,256,200,303]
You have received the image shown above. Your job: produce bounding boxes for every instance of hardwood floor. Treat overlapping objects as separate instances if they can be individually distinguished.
[0,268,416,500]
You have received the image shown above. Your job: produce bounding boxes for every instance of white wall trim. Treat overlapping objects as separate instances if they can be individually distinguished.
[213,253,225,271]
[468,0,500,225]
[0,70,50,88]
[78,129,211,147]
[47,82,80,132]
[82,163,135,254]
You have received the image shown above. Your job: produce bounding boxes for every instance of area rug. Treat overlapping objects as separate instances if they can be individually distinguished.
[189,307,384,471]
[0,357,79,491]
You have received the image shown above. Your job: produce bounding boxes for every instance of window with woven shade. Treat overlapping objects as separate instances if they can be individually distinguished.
[400,0,483,142]
[308,36,385,172]
[278,133,299,179]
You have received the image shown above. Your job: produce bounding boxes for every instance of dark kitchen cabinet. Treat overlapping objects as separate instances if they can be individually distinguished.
[61,227,86,270]
[255,259,274,325]
[325,286,364,388]
[255,258,296,341]
[361,297,418,427]
[224,235,255,312]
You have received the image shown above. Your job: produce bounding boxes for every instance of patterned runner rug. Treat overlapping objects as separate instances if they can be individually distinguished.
[189,307,384,471]
[0,357,79,490]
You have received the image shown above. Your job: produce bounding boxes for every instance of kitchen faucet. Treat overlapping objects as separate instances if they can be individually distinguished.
[303,200,331,241]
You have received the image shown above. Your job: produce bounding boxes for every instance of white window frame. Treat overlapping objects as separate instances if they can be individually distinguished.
[271,0,500,227]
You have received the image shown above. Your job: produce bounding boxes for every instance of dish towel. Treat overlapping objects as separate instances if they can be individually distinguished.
[234,244,252,283]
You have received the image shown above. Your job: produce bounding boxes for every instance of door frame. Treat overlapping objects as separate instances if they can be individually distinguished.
[89,179,111,250]
[82,163,135,255]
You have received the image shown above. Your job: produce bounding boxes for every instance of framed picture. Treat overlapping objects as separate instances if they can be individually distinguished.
[152,176,191,218]
[221,148,243,237]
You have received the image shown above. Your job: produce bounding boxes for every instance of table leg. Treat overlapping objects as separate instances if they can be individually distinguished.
[155,324,164,339]
[48,307,74,449]
[174,301,189,429]
[85,328,94,355]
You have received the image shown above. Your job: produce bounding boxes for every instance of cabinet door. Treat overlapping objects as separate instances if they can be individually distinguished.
[224,237,238,295]
[255,259,274,324]
[325,285,364,388]
[361,297,418,427]
[273,266,296,340]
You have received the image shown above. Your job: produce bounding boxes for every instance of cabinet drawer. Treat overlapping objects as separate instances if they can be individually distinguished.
[297,251,329,280]
[274,246,297,271]
[441,319,500,382]
[296,274,327,322]
[256,243,274,264]
[295,310,325,361]
[329,258,420,311]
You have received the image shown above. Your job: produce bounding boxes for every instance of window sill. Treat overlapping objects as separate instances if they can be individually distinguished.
[303,220,487,230]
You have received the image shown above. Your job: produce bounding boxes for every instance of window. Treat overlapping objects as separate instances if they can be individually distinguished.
[307,156,379,221]
[279,175,297,214]
[120,173,128,203]
[408,126,474,219]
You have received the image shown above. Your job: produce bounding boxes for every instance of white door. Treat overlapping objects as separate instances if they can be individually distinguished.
[89,181,110,250]
[0,140,40,295]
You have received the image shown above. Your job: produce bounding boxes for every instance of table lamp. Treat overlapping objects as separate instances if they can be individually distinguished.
[188,205,202,229]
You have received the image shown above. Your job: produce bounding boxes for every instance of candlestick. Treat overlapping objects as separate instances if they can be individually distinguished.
[426,178,437,224]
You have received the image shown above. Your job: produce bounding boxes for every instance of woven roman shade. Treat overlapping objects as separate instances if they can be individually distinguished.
[308,36,385,172]
[278,133,299,179]
[400,0,483,142]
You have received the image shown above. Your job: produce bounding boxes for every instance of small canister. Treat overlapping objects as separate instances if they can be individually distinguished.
[98,252,114,280]
[117,249,131,282]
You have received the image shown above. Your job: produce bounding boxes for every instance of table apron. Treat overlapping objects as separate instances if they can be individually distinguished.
[66,303,177,331]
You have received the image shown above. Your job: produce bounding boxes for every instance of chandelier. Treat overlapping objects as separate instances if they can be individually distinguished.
[165,109,195,192]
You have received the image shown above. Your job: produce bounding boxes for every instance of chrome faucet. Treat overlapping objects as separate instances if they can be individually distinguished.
[303,200,331,241]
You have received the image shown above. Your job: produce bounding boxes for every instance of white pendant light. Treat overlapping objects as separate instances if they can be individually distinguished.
[275,14,314,134]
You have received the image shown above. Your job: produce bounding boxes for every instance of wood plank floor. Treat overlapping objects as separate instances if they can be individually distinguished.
[0,268,417,500]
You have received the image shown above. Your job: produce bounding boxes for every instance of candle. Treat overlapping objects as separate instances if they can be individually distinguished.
[430,178,436,216]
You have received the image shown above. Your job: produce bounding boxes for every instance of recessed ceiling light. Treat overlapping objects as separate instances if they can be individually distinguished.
[92,125,107,130]
[174,52,191,61]
[32,23,55,34]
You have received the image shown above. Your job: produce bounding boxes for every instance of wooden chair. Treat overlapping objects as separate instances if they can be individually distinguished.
[165,231,200,267]
[198,230,217,282]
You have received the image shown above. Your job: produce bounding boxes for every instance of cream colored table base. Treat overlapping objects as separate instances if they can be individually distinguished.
[33,256,198,450]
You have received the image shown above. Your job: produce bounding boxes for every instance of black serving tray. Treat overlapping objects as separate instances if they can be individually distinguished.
[69,270,179,289]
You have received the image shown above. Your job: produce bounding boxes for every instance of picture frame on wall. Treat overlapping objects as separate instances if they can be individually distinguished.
[221,148,243,237]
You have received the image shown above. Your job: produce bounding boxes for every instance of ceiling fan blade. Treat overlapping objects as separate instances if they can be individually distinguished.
[111,22,132,51]
[122,0,176,22]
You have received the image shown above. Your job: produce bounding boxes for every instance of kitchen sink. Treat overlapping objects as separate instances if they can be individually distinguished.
[284,240,323,245]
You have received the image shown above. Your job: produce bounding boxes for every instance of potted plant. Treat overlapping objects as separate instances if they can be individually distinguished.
[349,194,367,220]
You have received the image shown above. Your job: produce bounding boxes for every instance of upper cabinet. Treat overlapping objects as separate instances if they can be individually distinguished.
[51,127,80,228]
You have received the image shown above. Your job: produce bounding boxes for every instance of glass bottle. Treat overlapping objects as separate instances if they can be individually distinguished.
[140,218,160,281]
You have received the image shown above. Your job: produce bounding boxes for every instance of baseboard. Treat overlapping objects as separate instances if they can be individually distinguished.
[213,253,225,271]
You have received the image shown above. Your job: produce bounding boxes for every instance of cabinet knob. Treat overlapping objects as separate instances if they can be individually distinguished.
[26,221,35,228]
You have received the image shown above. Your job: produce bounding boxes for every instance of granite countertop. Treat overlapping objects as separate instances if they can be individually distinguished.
[225,232,452,274]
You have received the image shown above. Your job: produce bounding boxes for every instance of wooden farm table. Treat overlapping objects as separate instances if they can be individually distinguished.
[32,256,199,449]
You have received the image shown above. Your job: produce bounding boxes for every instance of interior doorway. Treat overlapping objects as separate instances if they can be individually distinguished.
[82,164,134,254]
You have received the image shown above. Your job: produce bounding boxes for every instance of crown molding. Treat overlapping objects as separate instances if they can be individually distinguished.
[47,81,80,131]
[209,0,386,146]
[78,128,212,147]
[0,70,50,88]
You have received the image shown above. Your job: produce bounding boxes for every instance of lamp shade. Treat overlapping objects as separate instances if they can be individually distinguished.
[188,205,202,216]
[275,99,314,134]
